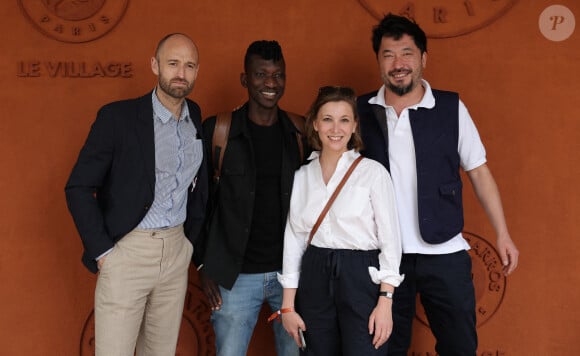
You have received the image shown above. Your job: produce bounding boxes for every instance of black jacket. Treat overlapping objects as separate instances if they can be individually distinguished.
[194,103,307,289]
[65,92,209,273]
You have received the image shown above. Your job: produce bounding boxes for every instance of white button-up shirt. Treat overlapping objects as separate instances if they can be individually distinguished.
[278,150,404,288]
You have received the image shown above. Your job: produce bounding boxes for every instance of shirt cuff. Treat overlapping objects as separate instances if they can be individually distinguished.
[277,271,300,288]
[368,266,405,287]
[95,248,113,261]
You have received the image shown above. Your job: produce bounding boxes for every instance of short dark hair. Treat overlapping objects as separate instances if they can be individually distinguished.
[244,40,284,71]
[306,86,363,152]
[371,13,427,55]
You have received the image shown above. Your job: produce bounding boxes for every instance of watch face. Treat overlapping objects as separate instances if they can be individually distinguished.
[357,0,518,38]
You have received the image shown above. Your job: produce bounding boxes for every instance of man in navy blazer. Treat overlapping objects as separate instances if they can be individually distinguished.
[65,33,208,356]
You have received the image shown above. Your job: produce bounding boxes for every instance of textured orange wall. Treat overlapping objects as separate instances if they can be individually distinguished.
[1,0,578,355]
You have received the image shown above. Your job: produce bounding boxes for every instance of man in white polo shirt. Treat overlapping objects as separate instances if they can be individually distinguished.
[357,14,519,356]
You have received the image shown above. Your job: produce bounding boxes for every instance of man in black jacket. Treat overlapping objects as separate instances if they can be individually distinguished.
[194,40,305,356]
[65,33,208,356]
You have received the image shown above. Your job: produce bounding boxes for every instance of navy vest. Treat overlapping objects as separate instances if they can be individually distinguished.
[357,89,463,244]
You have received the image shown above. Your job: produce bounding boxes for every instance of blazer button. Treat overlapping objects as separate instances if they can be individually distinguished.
[144,205,149,210]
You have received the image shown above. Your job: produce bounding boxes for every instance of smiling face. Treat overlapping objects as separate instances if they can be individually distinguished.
[241,55,286,110]
[151,34,199,101]
[313,100,357,155]
[377,34,426,97]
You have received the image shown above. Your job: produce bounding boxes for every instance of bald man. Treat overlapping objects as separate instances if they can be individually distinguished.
[65,33,208,355]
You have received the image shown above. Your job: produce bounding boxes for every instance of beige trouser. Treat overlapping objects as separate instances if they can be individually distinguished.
[94,225,193,356]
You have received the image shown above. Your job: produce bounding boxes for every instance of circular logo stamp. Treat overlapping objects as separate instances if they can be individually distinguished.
[539,5,575,42]
[357,0,517,38]
[18,0,129,43]
[80,281,214,355]
[415,231,507,328]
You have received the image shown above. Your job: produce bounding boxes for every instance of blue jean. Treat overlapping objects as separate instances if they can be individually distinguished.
[211,271,298,356]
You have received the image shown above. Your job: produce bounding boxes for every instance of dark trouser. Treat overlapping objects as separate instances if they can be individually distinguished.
[296,245,387,356]
[388,251,477,356]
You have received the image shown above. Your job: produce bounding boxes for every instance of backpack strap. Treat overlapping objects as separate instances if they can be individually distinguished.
[212,112,232,182]
[211,110,305,183]
[286,112,305,162]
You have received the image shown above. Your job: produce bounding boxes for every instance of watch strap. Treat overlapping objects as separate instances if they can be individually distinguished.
[379,291,393,299]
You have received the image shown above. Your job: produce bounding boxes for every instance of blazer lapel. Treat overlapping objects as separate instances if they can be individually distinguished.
[135,93,156,194]
[186,99,202,134]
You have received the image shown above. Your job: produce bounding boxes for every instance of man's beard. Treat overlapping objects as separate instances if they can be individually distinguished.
[384,68,420,97]
[159,77,193,99]
[387,81,414,96]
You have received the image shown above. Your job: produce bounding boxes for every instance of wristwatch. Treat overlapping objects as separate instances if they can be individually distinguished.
[379,291,394,299]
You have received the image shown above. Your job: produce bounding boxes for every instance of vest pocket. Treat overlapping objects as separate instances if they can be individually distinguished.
[438,181,462,207]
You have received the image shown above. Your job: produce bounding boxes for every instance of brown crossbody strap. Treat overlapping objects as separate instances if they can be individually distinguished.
[307,155,364,246]
[212,112,232,182]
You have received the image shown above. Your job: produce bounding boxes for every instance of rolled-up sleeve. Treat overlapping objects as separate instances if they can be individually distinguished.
[277,171,309,288]
[277,220,308,288]
[369,166,404,286]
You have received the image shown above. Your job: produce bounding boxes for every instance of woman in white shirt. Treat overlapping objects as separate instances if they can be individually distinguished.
[276,86,404,355]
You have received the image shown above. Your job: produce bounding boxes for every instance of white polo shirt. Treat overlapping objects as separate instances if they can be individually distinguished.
[368,80,486,254]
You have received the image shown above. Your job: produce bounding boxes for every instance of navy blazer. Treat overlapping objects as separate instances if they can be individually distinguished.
[65,92,209,273]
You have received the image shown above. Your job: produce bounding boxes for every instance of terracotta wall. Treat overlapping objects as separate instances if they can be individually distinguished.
[1,0,578,354]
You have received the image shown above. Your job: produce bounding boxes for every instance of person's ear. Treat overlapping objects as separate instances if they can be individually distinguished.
[240,73,248,88]
[151,57,159,76]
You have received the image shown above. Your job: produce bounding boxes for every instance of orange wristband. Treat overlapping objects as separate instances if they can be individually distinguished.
[267,307,295,322]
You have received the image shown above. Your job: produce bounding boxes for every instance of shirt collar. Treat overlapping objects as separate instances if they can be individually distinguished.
[308,149,360,162]
[368,79,435,110]
[151,89,190,124]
